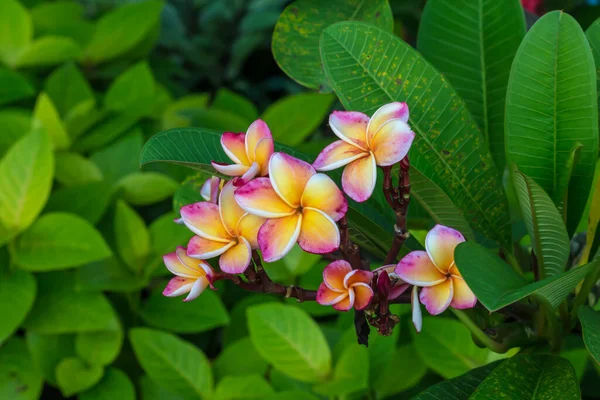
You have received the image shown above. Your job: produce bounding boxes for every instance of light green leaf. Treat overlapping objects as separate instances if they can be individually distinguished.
[130,328,213,399]
[281,245,321,277]
[161,94,210,130]
[213,338,268,381]
[54,152,103,187]
[79,368,135,400]
[115,200,150,274]
[0,337,43,400]
[412,317,490,379]
[417,0,525,170]
[13,212,112,271]
[374,344,427,399]
[471,355,580,399]
[139,375,192,400]
[247,303,331,383]
[0,268,36,345]
[73,113,139,152]
[64,101,104,140]
[455,241,598,311]
[262,93,334,146]
[44,181,113,224]
[212,88,258,122]
[313,344,368,396]
[506,11,599,235]
[0,108,31,158]
[0,0,32,67]
[148,211,192,275]
[117,172,178,206]
[31,1,85,36]
[26,333,76,386]
[222,295,278,347]
[44,62,94,117]
[76,327,123,367]
[272,0,393,90]
[172,173,213,212]
[33,92,70,150]
[0,128,54,236]
[0,68,34,106]
[578,306,600,365]
[90,128,143,184]
[140,287,229,333]
[104,62,155,116]
[83,1,163,64]
[76,256,147,293]
[16,36,81,67]
[321,21,511,246]
[214,375,274,400]
[513,170,570,278]
[188,108,251,133]
[586,18,600,109]
[56,357,104,397]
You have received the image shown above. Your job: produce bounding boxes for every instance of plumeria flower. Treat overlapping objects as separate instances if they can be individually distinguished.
[316,260,374,311]
[163,246,215,302]
[235,153,347,262]
[200,176,222,203]
[373,264,410,300]
[313,102,415,202]
[395,225,477,315]
[211,119,274,184]
[181,181,265,274]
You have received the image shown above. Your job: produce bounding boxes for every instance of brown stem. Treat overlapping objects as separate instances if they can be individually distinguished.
[338,215,366,270]
[382,157,411,264]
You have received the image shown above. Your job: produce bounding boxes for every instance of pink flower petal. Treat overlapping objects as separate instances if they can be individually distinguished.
[219,181,246,236]
[333,288,355,311]
[254,138,274,176]
[297,208,340,254]
[212,161,250,177]
[221,132,249,165]
[233,162,261,186]
[323,260,352,292]
[187,236,234,259]
[163,251,198,278]
[245,119,272,162]
[180,202,231,242]
[342,153,377,202]
[236,213,265,249]
[419,279,453,315]
[370,120,415,166]
[183,277,209,302]
[219,237,252,274]
[412,286,423,333]
[329,111,369,150]
[269,153,315,208]
[301,173,347,221]
[395,250,447,287]
[344,269,374,288]
[352,282,374,310]
[389,283,410,300]
[234,177,296,218]
[366,102,410,145]
[163,276,195,297]
[313,140,368,171]
[316,282,349,306]
[200,176,220,203]
[257,213,302,262]
[425,224,466,274]
[450,276,478,309]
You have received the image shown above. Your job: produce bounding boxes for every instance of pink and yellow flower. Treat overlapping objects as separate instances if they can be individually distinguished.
[180,181,265,274]
[200,176,222,203]
[163,246,215,302]
[211,119,274,184]
[313,102,415,202]
[395,225,477,315]
[316,260,374,311]
[234,153,347,262]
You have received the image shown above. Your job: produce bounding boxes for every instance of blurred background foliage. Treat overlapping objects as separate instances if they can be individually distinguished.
[1,0,600,399]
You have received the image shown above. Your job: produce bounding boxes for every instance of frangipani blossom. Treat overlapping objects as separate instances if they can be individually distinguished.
[316,260,374,311]
[163,247,215,302]
[373,264,410,300]
[181,181,265,274]
[211,119,274,184]
[313,102,415,202]
[200,176,222,203]
[395,225,477,315]
[235,153,347,262]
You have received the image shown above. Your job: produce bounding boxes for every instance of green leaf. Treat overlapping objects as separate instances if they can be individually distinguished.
[0,68,34,106]
[16,36,81,67]
[117,172,178,206]
[23,271,118,334]
[45,62,94,117]
[413,361,500,400]
[455,241,598,311]
[13,212,112,271]
[417,0,525,171]
[222,295,278,347]
[148,212,192,275]
[261,93,335,146]
[56,357,104,397]
[586,18,600,109]
[79,368,135,400]
[412,317,490,379]
[172,173,216,213]
[188,108,251,133]
[26,333,76,386]
[0,337,43,400]
[272,0,393,90]
[0,128,53,236]
[130,328,213,399]
[0,0,32,67]
[139,375,191,400]
[247,303,331,383]
[73,113,139,152]
[578,306,600,365]
[281,245,321,277]
[33,92,70,150]
[313,344,368,396]
[76,327,123,367]
[0,268,36,345]
[321,21,511,246]
[214,375,274,400]
[0,108,31,158]
[90,128,143,184]
[213,338,268,381]
[264,393,319,400]
[505,11,599,236]
[162,94,210,130]
[76,256,147,293]
[44,181,113,224]
[54,152,103,187]
[83,1,163,64]
[104,62,155,116]
[470,355,580,399]
[212,88,258,123]
[513,170,570,278]
[30,1,85,37]
[374,344,427,399]
[140,287,229,333]
[114,200,150,274]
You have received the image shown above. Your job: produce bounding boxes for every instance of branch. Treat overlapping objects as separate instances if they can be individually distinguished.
[338,215,366,270]
[383,157,411,264]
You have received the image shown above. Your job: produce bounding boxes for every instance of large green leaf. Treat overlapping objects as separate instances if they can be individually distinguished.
[320,21,511,246]
[0,0,32,67]
[44,181,113,225]
[56,357,104,397]
[578,306,600,365]
[313,344,368,396]
[76,327,123,367]
[470,355,580,399]
[0,108,31,159]
[505,11,599,235]
[247,303,331,383]
[272,0,393,90]
[0,268,36,345]
[373,344,427,399]
[90,128,143,184]
[16,36,81,68]
[104,61,155,116]
[45,62,94,118]
[79,368,135,400]
[26,333,76,386]
[455,241,598,311]
[586,18,600,108]
[513,171,569,278]
[117,172,178,206]
[114,200,150,275]
[417,0,525,170]
[130,328,213,399]
[214,338,269,381]
[54,152,103,187]
[0,337,43,400]
[33,92,70,150]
